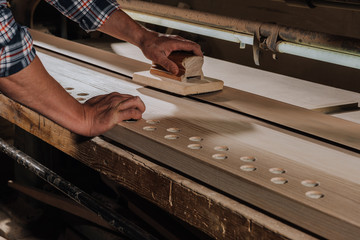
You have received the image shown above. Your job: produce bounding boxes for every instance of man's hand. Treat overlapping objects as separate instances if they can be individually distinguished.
[0,56,145,137]
[98,9,202,75]
[82,93,145,136]
[139,31,203,75]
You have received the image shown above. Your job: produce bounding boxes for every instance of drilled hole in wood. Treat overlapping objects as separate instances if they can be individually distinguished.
[143,126,157,131]
[124,119,138,123]
[240,156,256,162]
[77,93,89,96]
[269,168,286,174]
[76,97,86,101]
[212,153,227,160]
[306,191,324,199]
[301,180,320,188]
[164,134,179,140]
[187,144,202,150]
[271,177,288,184]
[214,146,229,151]
[167,128,180,133]
[189,136,203,142]
[240,165,256,172]
[65,87,74,91]
[146,120,160,125]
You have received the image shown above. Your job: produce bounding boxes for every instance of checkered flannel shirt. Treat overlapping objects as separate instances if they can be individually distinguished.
[0,0,120,77]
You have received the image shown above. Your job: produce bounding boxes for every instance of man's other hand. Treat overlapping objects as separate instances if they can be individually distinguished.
[82,93,145,136]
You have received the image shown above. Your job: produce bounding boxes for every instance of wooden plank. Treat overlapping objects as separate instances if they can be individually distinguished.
[202,57,360,110]
[35,49,360,184]
[332,110,360,124]
[0,95,309,240]
[311,102,359,114]
[193,87,360,151]
[30,30,150,77]
[36,49,360,184]
[33,39,360,151]
[31,50,360,239]
[31,29,360,110]
[97,39,360,110]
[106,121,360,240]
[109,40,360,110]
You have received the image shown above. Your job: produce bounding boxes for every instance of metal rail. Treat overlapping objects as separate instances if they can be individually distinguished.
[0,137,158,240]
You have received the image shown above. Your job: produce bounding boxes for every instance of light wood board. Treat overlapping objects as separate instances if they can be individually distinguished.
[107,41,360,110]
[31,30,360,110]
[35,49,360,239]
[31,31,360,151]
[30,30,150,77]
[193,87,360,151]
[333,110,360,124]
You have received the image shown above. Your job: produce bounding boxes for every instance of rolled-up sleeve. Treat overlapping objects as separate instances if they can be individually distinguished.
[45,0,120,32]
[0,2,36,77]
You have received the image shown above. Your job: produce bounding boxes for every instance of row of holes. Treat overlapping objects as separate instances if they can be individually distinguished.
[143,122,324,199]
[65,88,88,102]
[63,89,325,200]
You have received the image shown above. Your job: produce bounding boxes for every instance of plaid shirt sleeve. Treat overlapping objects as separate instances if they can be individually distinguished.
[0,2,36,77]
[45,0,120,31]
[0,0,120,77]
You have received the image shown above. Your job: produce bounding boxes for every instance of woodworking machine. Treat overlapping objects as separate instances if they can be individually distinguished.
[4,1,360,239]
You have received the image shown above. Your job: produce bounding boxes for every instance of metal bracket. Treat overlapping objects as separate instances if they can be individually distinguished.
[252,24,280,66]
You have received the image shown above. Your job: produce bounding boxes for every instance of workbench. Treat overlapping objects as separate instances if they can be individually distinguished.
[1,30,360,240]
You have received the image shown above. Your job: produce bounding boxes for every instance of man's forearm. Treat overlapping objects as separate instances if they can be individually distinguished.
[0,55,146,137]
[0,56,87,134]
[98,9,202,74]
[98,9,149,49]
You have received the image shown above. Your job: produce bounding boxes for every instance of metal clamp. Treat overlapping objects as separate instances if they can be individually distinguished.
[252,24,280,65]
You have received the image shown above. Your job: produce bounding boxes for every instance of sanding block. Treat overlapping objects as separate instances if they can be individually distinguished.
[132,51,224,96]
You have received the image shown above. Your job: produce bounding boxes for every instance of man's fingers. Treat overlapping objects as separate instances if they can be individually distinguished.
[116,96,146,113]
[178,43,203,56]
[86,92,131,104]
[118,108,143,122]
[85,94,107,104]
[169,40,203,56]
[158,57,179,75]
[192,46,203,57]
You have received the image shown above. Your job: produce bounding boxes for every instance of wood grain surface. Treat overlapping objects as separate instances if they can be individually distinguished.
[193,86,360,151]
[30,49,360,239]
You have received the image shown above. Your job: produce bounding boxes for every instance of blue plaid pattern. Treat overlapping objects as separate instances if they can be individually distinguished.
[0,0,119,77]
